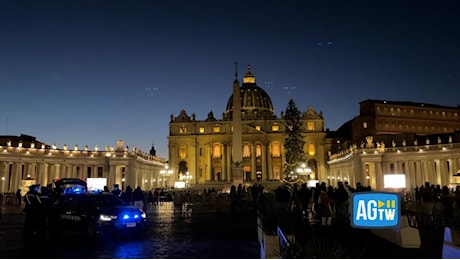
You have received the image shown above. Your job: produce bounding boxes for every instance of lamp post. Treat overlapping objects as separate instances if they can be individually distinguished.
[160,165,173,189]
[296,163,312,181]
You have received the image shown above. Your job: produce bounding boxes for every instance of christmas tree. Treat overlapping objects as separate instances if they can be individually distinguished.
[283,98,306,180]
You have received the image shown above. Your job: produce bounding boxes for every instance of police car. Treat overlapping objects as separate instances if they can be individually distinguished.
[47,180,147,238]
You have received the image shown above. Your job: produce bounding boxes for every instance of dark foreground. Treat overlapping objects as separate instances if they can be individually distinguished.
[0,203,445,259]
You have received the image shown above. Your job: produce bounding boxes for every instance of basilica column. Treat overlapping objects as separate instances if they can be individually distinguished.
[261,142,268,181]
[251,143,256,181]
[267,147,273,180]
[207,143,213,181]
[222,143,228,181]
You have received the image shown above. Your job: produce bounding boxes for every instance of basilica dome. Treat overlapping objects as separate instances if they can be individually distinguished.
[225,65,276,120]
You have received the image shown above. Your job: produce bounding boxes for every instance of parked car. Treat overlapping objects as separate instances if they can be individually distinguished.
[47,191,147,239]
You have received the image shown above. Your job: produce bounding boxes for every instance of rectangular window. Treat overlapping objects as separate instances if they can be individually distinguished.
[271,142,281,157]
[199,127,205,133]
[213,125,221,133]
[179,145,187,159]
[308,143,316,156]
[243,144,251,158]
[271,124,279,131]
[256,144,262,157]
[307,121,314,131]
[255,125,261,131]
[180,125,187,134]
[213,144,221,158]
[363,122,368,129]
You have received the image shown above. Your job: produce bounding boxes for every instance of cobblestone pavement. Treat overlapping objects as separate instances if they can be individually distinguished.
[0,203,445,259]
[0,202,260,259]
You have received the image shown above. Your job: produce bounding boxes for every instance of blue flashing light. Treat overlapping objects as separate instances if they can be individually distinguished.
[134,214,139,219]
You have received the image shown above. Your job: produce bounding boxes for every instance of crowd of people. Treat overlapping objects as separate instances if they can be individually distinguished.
[15,178,460,239]
[414,181,460,219]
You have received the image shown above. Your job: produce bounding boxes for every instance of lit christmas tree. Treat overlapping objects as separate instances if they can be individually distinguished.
[283,98,306,181]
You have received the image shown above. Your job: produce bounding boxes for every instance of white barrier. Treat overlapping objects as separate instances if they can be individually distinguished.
[371,217,421,248]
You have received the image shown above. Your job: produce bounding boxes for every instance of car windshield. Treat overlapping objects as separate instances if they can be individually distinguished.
[87,194,127,207]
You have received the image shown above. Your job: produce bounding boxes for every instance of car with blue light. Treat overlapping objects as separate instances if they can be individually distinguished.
[47,191,147,239]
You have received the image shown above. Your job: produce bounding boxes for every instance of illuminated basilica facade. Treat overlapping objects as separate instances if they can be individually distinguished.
[168,67,460,191]
[168,66,328,189]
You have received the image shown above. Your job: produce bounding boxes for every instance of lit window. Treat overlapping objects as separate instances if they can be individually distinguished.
[213,144,221,158]
[243,145,251,158]
[307,121,314,131]
[199,127,205,133]
[255,125,261,131]
[213,125,221,133]
[363,122,368,129]
[271,142,280,157]
[271,124,279,131]
[180,125,187,134]
[308,143,316,156]
[256,144,262,157]
[179,145,187,159]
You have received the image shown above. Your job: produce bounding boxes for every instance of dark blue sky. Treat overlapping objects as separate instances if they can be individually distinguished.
[1,0,459,159]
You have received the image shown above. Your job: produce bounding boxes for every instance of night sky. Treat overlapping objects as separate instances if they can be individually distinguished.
[1,0,459,159]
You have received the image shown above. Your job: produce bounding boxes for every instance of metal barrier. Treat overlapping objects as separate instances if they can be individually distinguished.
[404,201,460,230]
[277,226,290,259]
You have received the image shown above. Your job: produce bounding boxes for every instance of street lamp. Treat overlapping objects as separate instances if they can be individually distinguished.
[160,165,173,188]
[296,163,312,180]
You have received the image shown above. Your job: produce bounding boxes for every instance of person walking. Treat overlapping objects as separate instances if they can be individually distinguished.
[132,186,145,211]
[23,184,43,237]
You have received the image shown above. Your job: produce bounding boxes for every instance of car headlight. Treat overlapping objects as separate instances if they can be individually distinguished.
[99,214,118,221]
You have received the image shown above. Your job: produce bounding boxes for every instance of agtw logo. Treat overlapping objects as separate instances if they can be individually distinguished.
[350,192,400,229]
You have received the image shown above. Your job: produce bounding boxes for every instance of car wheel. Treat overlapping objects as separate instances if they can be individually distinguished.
[86,222,97,239]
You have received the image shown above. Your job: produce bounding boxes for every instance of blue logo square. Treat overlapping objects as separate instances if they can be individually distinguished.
[350,192,400,229]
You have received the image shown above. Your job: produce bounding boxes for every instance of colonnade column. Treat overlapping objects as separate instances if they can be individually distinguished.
[439,159,449,187]
[14,162,22,190]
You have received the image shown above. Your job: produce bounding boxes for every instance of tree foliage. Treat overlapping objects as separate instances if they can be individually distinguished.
[283,98,306,179]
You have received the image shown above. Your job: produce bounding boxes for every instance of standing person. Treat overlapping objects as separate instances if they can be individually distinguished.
[229,185,237,213]
[318,182,333,226]
[132,186,145,211]
[16,189,22,206]
[23,184,43,237]
[112,184,122,197]
[298,183,311,218]
[121,185,133,205]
